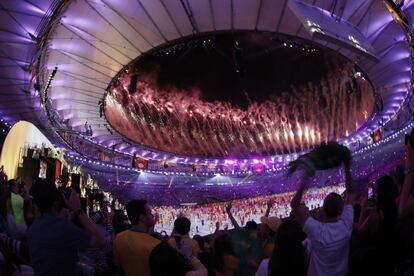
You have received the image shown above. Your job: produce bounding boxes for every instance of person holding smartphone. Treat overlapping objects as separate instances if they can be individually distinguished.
[27,180,105,276]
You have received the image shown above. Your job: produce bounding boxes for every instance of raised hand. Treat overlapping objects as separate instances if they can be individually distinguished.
[226,202,232,212]
[267,198,274,208]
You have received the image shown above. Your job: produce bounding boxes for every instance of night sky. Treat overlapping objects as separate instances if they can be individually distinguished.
[136,32,346,110]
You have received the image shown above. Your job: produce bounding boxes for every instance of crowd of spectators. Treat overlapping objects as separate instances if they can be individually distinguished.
[0,140,414,276]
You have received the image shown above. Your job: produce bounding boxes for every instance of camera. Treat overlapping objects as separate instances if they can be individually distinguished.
[405,129,414,147]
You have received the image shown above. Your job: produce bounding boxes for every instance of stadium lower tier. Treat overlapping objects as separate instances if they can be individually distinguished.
[152,184,345,236]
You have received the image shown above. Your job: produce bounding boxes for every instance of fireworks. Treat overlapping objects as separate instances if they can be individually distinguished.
[105,63,375,157]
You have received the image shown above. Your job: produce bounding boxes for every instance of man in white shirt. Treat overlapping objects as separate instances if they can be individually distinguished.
[291,161,355,276]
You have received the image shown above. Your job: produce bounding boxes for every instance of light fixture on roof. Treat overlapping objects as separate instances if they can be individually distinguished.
[99,100,104,118]
[233,40,244,78]
[42,67,58,104]
[348,36,367,53]
[289,1,378,62]
[306,20,324,34]
[28,32,39,42]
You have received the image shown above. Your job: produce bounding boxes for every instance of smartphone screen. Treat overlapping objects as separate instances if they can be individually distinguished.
[107,206,111,213]
[368,187,374,198]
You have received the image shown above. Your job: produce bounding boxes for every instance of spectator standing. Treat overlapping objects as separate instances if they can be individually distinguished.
[27,180,105,276]
[213,233,239,276]
[7,179,26,239]
[113,199,160,276]
[226,203,263,276]
[291,161,355,276]
[256,219,306,276]
[168,217,201,257]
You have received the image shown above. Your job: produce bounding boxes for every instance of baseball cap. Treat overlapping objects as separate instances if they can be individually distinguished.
[260,216,282,233]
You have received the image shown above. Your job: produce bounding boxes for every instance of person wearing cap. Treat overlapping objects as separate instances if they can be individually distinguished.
[258,198,281,258]
[260,216,281,258]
